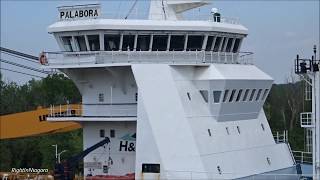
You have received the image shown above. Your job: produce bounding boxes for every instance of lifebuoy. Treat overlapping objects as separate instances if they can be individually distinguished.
[39,53,48,65]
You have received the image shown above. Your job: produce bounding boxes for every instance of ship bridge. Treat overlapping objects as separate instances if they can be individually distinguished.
[44,3,251,69]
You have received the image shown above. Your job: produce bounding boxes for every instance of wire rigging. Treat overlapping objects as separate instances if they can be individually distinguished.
[124,0,138,19]
[1,51,38,64]
[0,67,45,78]
[0,47,38,62]
[0,58,49,75]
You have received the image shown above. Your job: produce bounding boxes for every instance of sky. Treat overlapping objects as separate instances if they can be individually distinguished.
[0,0,319,84]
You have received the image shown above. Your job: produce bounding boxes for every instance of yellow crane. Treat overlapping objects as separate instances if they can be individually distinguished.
[0,105,82,139]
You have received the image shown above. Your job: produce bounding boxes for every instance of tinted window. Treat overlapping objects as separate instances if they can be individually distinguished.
[105,34,120,51]
[137,35,151,51]
[213,91,222,103]
[249,89,256,101]
[88,35,100,51]
[226,38,233,52]
[152,35,168,51]
[222,90,229,102]
[229,89,236,102]
[61,36,73,52]
[243,89,250,101]
[75,36,87,51]
[256,89,262,101]
[142,164,160,173]
[220,37,227,51]
[199,90,209,103]
[236,89,243,102]
[213,37,222,52]
[233,38,241,53]
[187,35,204,51]
[170,35,185,51]
[205,36,214,51]
[122,35,135,51]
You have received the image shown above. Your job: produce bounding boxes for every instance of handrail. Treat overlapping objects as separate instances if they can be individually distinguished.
[42,51,254,66]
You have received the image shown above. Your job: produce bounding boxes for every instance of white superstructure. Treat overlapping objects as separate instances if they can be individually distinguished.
[44,1,300,179]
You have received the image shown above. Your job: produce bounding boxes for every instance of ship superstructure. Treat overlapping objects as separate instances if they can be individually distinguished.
[44,1,300,179]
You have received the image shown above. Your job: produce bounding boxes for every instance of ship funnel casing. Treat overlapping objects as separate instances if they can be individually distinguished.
[148,0,211,20]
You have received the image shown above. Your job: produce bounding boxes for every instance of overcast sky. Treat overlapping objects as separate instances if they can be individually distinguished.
[1,0,319,84]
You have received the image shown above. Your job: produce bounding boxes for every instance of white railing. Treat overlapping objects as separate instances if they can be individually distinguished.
[49,104,137,118]
[300,112,313,128]
[273,130,288,143]
[292,151,313,164]
[43,51,253,66]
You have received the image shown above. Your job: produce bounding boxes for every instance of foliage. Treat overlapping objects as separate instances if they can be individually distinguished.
[0,74,82,171]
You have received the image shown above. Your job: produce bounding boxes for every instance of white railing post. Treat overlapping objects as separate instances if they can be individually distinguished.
[277,132,279,143]
[59,104,62,116]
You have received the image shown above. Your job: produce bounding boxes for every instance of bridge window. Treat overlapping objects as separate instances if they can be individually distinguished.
[220,37,227,51]
[61,36,73,52]
[199,90,209,103]
[243,89,250,101]
[226,38,234,52]
[205,36,214,51]
[236,89,243,102]
[213,91,222,103]
[187,35,204,51]
[222,90,229,102]
[213,37,222,52]
[229,89,236,102]
[170,35,185,51]
[233,38,241,53]
[249,89,256,101]
[104,34,120,51]
[122,35,135,51]
[75,36,87,51]
[137,35,151,51]
[88,35,100,51]
[152,35,168,51]
[256,89,262,101]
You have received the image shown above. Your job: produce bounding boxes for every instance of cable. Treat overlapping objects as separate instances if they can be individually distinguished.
[124,0,138,19]
[0,67,45,78]
[0,58,49,75]
[0,47,38,62]
[1,51,38,64]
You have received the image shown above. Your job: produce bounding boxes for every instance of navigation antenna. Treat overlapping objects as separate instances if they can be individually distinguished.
[124,0,138,19]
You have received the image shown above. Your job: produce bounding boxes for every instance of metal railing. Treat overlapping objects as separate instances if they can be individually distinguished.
[43,51,253,66]
[292,151,313,164]
[273,130,288,143]
[48,104,137,118]
[300,112,313,128]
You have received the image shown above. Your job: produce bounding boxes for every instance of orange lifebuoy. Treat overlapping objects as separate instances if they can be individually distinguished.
[39,53,47,65]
